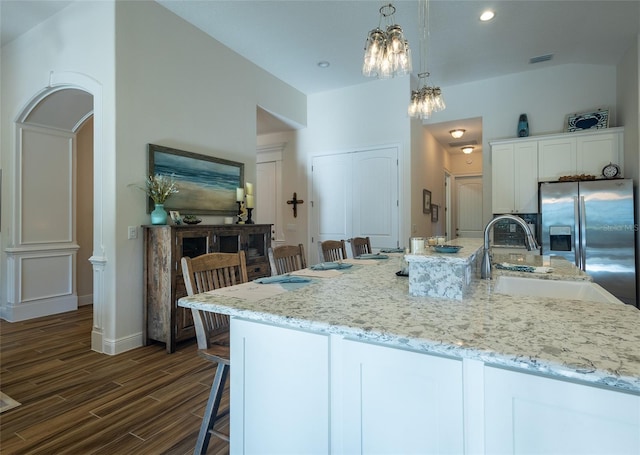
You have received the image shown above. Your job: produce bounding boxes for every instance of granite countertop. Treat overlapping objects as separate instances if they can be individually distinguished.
[406,238,483,262]
[179,252,640,394]
[491,251,593,281]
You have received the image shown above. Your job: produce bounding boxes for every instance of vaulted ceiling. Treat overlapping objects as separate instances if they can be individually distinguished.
[3,0,638,154]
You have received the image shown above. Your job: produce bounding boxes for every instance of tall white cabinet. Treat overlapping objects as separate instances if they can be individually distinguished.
[491,140,538,214]
[492,128,624,214]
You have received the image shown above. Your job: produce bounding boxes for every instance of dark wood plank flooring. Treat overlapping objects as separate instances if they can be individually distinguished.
[0,306,229,454]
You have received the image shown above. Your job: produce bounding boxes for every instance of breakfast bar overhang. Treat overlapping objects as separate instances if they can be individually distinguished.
[180,242,640,454]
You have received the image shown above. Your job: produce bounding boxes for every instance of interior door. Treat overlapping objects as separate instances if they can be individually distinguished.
[351,148,399,249]
[311,147,399,261]
[256,160,277,238]
[311,153,352,260]
[455,175,483,238]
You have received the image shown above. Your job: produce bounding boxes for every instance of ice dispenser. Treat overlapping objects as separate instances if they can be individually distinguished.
[549,226,572,252]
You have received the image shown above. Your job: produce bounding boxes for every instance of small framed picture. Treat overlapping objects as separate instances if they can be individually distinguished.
[423,189,431,214]
[431,204,439,222]
[169,210,181,225]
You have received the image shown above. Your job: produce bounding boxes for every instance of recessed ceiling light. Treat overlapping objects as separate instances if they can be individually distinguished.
[462,146,474,154]
[317,61,330,68]
[480,10,495,21]
[450,129,465,139]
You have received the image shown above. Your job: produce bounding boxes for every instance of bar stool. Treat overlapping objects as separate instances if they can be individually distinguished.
[181,251,248,454]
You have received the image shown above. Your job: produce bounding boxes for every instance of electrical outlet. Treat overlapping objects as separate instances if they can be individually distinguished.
[128,226,137,240]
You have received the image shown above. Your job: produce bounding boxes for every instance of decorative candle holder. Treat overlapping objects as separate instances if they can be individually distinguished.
[236,201,243,224]
[246,208,254,224]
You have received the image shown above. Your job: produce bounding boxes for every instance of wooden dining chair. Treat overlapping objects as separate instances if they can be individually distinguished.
[181,251,248,454]
[318,239,348,262]
[268,244,307,275]
[349,236,372,258]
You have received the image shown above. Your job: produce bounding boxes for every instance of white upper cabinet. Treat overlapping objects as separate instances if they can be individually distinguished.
[538,128,623,181]
[538,136,577,181]
[576,131,621,176]
[491,140,538,214]
[492,128,624,215]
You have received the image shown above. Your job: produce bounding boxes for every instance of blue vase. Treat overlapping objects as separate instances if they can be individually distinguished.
[518,114,529,137]
[151,203,167,225]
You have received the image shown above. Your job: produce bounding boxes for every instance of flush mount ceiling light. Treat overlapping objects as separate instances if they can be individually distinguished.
[408,0,445,119]
[462,146,474,154]
[362,3,412,79]
[480,10,495,21]
[450,129,465,139]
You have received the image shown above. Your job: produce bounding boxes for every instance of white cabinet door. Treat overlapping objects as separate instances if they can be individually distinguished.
[351,148,399,250]
[538,137,577,181]
[311,147,399,259]
[230,318,330,454]
[491,143,515,214]
[485,366,640,455]
[491,141,537,214]
[577,131,622,177]
[340,340,464,454]
[513,141,538,213]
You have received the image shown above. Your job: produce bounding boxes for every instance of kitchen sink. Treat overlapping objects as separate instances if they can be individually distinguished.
[493,276,623,304]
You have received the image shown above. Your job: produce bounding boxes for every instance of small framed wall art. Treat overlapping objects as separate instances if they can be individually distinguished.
[565,109,609,132]
[431,204,439,222]
[169,210,181,225]
[423,189,431,214]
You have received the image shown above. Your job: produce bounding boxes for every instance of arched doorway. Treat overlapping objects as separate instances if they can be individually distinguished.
[5,71,109,353]
[7,88,92,315]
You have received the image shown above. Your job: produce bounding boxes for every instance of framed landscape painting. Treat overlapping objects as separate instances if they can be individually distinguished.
[148,144,244,215]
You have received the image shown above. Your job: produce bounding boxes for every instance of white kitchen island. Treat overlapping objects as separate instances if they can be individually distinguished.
[179,248,640,454]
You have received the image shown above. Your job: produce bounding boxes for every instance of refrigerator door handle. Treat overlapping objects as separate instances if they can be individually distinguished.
[573,196,581,268]
[580,196,587,271]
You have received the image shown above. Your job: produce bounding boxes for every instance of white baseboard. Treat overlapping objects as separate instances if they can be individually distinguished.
[101,331,144,356]
[1,295,78,322]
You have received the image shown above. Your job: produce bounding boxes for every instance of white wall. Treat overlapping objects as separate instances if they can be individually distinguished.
[257,131,303,245]
[1,0,306,353]
[410,128,445,239]
[616,34,639,304]
[298,77,412,247]
[1,2,116,333]
[111,1,306,349]
[77,118,93,305]
[448,152,483,176]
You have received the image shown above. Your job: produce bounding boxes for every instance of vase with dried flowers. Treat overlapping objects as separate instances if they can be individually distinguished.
[142,174,179,225]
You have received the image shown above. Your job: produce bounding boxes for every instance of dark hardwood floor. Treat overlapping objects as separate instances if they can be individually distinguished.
[0,305,229,454]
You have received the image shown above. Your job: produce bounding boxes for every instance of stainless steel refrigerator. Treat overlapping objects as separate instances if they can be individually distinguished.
[539,179,636,307]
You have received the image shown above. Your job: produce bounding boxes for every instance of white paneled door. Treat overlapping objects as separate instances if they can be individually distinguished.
[311,147,399,261]
[455,175,483,238]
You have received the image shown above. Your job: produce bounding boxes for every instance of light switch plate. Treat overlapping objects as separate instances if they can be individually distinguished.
[128,226,137,239]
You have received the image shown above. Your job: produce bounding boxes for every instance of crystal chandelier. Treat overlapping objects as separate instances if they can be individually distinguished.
[408,0,445,119]
[362,3,412,79]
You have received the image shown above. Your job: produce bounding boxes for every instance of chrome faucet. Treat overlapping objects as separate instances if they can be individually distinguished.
[480,214,539,279]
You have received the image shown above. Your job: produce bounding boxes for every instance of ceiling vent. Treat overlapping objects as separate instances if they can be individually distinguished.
[449,139,478,148]
[529,54,553,64]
